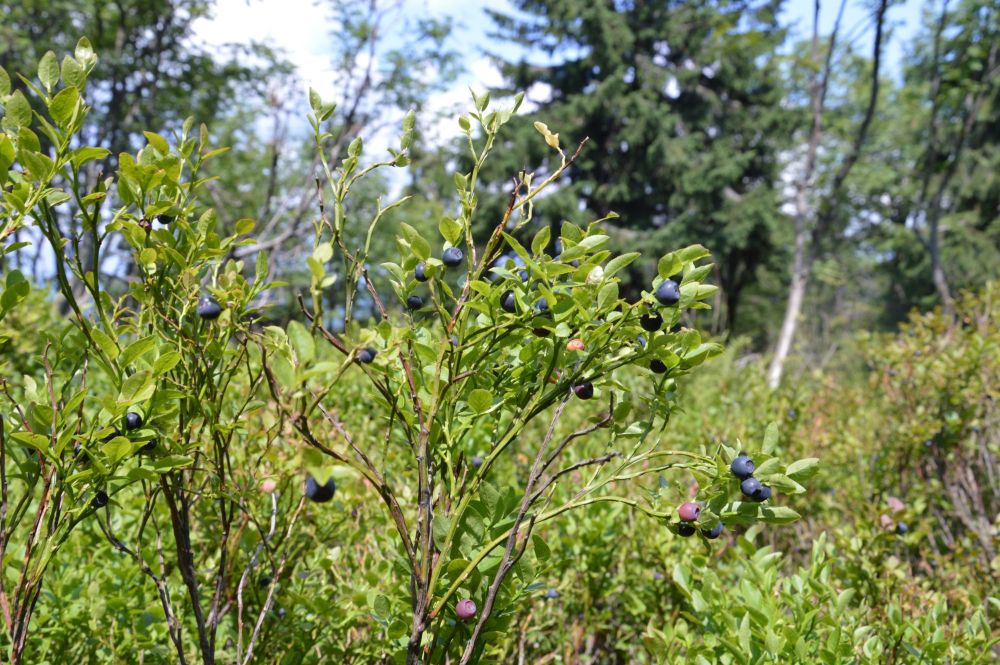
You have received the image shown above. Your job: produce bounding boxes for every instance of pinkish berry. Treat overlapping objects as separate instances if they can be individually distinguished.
[887,496,905,513]
[677,502,701,522]
[455,598,477,621]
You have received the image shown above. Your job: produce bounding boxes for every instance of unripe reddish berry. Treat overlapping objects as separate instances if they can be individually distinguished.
[455,598,477,621]
[677,502,701,522]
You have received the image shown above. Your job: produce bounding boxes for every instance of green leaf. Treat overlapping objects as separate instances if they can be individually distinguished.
[61,56,84,88]
[152,455,194,472]
[657,252,683,279]
[439,217,463,245]
[785,457,820,481]
[153,351,181,375]
[0,66,9,96]
[143,131,169,155]
[604,252,640,279]
[757,506,801,524]
[531,226,551,256]
[287,320,315,365]
[3,91,32,129]
[38,51,59,91]
[90,328,120,360]
[48,86,80,129]
[121,336,156,367]
[468,389,493,414]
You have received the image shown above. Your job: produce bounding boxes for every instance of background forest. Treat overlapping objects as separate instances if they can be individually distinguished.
[0,0,997,663]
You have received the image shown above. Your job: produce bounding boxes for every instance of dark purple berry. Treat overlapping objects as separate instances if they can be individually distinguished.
[545,588,559,599]
[650,359,668,374]
[534,298,549,314]
[406,295,424,310]
[740,477,762,499]
[124,412,143,431]
[702,522,724,539]
[357,348,377,364]
[155,214,175,224]
[895,522,908,535]
[304,475,336,503]
[500,290,517,313]
[573,383,594,400]
[197,296,222,320]
[730,455,755,480]
[654,279,681,306]
[676,523,696,537]
[92,490,109,509]
[639,312,663,332]
[752,485,772,502]
[442,247,464,267]
[414,262,429,281]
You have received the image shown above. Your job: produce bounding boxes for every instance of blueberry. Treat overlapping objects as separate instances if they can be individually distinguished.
[752,485,772,502]
[406,295,424,310]
[639,312,663,332]
[304,475,336,503]
[471,455,483,467]
[414,262,429,281]
[534,298,549,314]
[572,383,594,400]
[92,490,109,509]
[357,347,377,364]
[545,588,559,599]
[636,335,647,348]
[455,598,477,621]
[650,359,668,374]
[676,523,696,537]
[702,522,724,539]
[141,439,157,453]
[654,279,681,306]
[124,412,143,431]
[155,214,175,225]
[740,477,762,499]
[450,335,459,347]
[896,522,908,535]
[276,607,286,619]
[500,290,517,313]
[197,296,223,320]
[730,455,755,480]
[442,247,464,267]
[532,327,551,337]
[677,502,701,522]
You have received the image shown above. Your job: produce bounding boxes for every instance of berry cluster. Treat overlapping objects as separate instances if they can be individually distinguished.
[671,453,774,540]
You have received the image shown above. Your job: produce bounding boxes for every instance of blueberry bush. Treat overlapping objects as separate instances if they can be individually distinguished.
[0,40,996,665]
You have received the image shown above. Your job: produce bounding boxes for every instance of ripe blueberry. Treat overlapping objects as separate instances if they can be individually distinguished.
[442,247,464,267]
[357,347,377,364]
[702,522,724,539]
[573,382,594,400]
[500,290,517,313]
[155,214,175,225]
[740,477,762,499]
[124,412,143,431]
[455,598,477,621]
[730,455,755,480]
[752,485,772,502]
[676,523,696,537]
[545,588,559,599]
[650,359,668,374]
[471,455,483,467]
[406,294,424,310]
[654,279,681,306]
[895,522,908,535]
[304,475,336,503]
[636,335,647,348]
[639,312,663,332]
[677,502,701,522]
[414,262,429,281]
[532,327,551,337]
[141,439,157,453]
[197,296,222,320]
[92,490,109,509]
[534,298,549,314]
